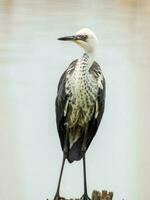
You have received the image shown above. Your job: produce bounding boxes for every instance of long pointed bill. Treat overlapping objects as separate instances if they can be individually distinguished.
[58,35,76,41]
[58,34,88,41]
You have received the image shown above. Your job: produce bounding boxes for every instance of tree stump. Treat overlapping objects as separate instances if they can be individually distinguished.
[47,190,113,200]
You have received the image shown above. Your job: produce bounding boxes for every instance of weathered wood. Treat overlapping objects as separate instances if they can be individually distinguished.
[47,190,113,200]
[92,190,113,200]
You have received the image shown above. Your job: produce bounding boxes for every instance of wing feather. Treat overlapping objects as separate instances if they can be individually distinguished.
[86,61,106,149]
[55,60,77,150]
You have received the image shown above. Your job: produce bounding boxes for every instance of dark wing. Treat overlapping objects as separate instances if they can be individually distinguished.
[86,61,106,150]
[55,60,77,150]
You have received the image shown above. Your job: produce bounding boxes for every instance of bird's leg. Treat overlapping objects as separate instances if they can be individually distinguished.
[54,131,68,200]
[80,154,91,200]
[80,126,91,200]
[54,155,66,200]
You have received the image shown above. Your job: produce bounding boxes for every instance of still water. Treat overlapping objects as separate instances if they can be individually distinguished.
[0,0,150,200]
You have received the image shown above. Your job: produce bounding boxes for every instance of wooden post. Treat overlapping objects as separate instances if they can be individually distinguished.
[47,190,113,200]
[92,190,113,200]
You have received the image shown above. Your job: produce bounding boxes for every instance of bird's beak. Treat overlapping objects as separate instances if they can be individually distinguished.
[58,34,87,41]
[58,35,77,41]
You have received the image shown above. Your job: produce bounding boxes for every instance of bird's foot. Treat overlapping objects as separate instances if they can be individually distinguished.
[53,193,60,200]
[80,193,91,200]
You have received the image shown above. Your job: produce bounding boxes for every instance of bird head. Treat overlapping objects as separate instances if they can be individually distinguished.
[58,28,98,54]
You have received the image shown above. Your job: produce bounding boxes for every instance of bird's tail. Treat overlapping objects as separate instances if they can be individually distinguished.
[67,135,83,163]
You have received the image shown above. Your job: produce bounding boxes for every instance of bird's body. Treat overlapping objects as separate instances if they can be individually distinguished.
[56,53,105,162]
[54,28,106,200]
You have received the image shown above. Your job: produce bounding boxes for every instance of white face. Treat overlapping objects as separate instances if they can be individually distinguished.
[75,28,98,53]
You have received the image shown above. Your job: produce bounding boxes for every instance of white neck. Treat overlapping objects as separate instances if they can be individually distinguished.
[81,50,95,70]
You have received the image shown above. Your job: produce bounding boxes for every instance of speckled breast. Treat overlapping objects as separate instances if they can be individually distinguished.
[65,61,98,128]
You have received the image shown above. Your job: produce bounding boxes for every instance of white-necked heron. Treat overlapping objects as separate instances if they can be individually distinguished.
[54,28,105,200]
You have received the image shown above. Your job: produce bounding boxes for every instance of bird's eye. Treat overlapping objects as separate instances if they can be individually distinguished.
[76,34,88,41]
[81,35,88,41]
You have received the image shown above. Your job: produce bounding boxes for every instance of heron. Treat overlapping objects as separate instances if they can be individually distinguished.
[54,28,105,200]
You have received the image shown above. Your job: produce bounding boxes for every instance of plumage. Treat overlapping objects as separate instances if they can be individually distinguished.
[55,59,105,163]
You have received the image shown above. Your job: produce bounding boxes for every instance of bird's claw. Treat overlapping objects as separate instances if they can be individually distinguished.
[80,194,91,200]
